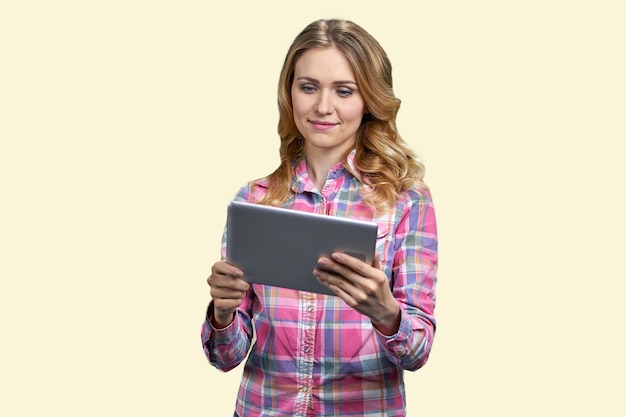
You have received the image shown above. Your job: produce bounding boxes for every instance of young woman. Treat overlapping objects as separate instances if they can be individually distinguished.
[202,18,438,417]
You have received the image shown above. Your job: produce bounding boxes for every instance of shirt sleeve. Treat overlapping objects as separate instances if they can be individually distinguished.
[200,184,257,372]
[201,294,255,372]
[376,188,438,371]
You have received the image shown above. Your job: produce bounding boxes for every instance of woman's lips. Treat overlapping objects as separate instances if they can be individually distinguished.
[309,120,338,131]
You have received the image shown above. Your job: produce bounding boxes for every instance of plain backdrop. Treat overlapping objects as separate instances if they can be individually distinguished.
[1,1,624,416]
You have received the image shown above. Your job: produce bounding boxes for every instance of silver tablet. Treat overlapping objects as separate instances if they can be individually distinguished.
[226,201,378,296]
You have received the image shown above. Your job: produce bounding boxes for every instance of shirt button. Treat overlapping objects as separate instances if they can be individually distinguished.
[306,305,313,312]
[304,347,311,353]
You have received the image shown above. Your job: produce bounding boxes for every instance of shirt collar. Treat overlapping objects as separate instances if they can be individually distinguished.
[291,149,363,193]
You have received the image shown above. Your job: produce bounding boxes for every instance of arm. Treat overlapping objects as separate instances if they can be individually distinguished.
[201,286,255,372]
[382,189,438,370]
[201,184,260,371]
[314,189,438,370]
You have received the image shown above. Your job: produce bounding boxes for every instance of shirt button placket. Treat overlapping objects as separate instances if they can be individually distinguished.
[295,292,316,416]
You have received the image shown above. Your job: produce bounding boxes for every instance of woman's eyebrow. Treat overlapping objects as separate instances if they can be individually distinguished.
[296,76,357,86]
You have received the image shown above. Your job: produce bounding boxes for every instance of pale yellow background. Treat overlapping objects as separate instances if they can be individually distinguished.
[1,1,624,416]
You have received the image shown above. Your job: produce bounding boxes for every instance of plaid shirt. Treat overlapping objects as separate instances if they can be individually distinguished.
[202,151,438,416]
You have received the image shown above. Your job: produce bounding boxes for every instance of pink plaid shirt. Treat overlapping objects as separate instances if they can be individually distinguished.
[202,151,438,416]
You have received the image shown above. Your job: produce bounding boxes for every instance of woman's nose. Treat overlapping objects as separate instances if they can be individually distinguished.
[315,91,334,115]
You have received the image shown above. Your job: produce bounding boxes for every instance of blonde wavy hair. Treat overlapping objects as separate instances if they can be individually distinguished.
[259,19,427,212]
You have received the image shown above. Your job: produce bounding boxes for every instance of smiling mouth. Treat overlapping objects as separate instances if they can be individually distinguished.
[309,120,338,130]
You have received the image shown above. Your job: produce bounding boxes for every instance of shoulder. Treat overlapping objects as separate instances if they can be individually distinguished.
[232,177,271,203]
[394,184,437,228]
[397,184,434,208]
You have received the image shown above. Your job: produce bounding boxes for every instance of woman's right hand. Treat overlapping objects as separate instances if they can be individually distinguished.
[207,261,251,328]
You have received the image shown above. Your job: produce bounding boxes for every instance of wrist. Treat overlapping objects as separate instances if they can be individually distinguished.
[207,302,235,329]
[371,304,401,336]
[211,311,235,329]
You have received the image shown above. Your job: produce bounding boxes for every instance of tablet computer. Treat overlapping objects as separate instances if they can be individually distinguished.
[226,201,378,296]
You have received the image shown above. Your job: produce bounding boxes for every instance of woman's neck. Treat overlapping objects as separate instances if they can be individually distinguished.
[304,150,344,191]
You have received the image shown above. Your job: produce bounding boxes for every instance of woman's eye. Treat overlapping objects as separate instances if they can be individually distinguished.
[337,88,353,97]
[300,85,316,93]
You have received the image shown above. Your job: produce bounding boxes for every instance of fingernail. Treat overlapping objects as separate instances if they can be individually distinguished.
[318,258,327,266]
[332,253,342,261]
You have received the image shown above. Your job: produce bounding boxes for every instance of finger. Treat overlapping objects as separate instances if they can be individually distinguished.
[210,286,247,300]
[317,253,386,296]
[330,252,373,277]
[318,254,370,287]
[318,255,356,275]
[314,267,357,294]
[315,268,370,309]
[210,275,251,292]
[325,280,358,307]
[209,261,250,291]
[212,261,243,277]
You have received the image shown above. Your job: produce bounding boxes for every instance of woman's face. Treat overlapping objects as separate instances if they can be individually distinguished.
[291,47,366,158]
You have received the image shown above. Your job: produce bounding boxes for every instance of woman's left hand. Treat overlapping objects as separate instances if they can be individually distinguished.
[314,252,401,335]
